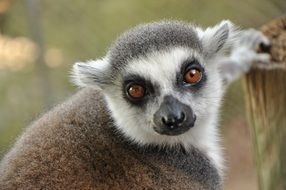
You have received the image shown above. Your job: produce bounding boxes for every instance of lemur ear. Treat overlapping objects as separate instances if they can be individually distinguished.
[200,20,237,58]
[71,57,110,89]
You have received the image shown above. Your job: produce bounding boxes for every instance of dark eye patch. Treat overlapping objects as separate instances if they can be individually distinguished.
[176,58,207,91]
[122,74,159,106]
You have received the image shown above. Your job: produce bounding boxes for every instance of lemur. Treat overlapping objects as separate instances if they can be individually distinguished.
[0,20,270,190]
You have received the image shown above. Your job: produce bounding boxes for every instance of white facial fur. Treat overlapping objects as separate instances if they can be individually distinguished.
[72,20,237,175]
[102,47,225,174]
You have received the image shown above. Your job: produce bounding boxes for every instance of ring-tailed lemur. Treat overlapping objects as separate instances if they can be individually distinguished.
[0,20,270,190]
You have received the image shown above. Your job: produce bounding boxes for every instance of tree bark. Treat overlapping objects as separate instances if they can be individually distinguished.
[244,16,286,190]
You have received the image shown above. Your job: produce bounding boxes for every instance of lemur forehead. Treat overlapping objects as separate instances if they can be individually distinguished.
[108,21,202,73]
[125,47,202,77]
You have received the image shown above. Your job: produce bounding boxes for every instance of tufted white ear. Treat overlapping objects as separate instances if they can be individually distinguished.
[199,20,238,58]
[71,57,111,89]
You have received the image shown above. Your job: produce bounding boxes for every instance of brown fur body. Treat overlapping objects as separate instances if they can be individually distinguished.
[0,88,221,189]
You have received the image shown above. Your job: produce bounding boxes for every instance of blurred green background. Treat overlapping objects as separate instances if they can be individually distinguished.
[0,0,285,189]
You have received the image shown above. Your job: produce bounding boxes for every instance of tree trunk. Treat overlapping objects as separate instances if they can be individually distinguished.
[244,16,286,190]
[26,0,52,105]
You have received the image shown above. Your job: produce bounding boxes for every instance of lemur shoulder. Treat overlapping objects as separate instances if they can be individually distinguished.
[0,20,270,190]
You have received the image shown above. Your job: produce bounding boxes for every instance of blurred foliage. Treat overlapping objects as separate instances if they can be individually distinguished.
[0,0,285,158]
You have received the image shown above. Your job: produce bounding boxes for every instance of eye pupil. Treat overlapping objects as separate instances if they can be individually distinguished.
[128,84,145,98]
[184,68,202,84]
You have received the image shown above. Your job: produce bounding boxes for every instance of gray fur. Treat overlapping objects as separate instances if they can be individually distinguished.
[212,23,229,53]
[73,21,232,88]
[108,21,202,79]
[0,88,221,189]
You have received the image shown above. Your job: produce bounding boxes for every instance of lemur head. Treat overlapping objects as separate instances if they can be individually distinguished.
[72,20,236,148]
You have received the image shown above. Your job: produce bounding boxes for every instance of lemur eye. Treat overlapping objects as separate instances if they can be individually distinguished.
[127,84,145,99]
[184,68,202,84]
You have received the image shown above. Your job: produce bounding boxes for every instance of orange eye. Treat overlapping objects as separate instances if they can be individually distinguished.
[127,84,145,99]
[184,68,202,84]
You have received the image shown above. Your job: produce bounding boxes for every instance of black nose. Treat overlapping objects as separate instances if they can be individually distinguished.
[161,112,185,129]
[153,95,196,136]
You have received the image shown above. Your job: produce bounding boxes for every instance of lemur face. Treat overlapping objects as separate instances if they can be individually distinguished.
[102,46,223,142]
[73,20,234,146]
[120,48,206,136]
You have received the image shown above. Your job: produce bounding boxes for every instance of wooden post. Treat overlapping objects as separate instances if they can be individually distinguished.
[244,16,286,190]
